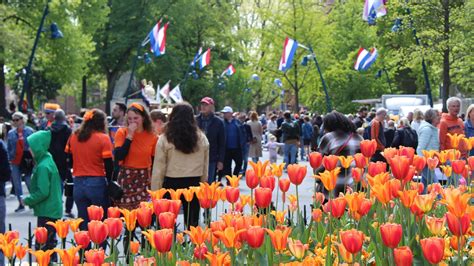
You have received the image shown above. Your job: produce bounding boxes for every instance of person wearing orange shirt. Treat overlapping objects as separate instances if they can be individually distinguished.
[439,97,465,151]
[65,109,113,230]
[113,103,157,210]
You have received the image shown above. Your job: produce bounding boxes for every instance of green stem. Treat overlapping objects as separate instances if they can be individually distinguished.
[251,188,254,217]
[275,185,279,214]
[186,201,190,230]
[127,230,132,265]
[296,184,300,225]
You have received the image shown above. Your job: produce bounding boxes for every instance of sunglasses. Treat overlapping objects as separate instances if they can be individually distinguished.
[12,119,21,122]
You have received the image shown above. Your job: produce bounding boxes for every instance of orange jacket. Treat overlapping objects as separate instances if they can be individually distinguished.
[438,113,464,150]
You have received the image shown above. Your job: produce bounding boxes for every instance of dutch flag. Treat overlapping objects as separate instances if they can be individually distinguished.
[363,0,387,24]
[221,64,236,76]
[149,21,169,57]
[199,48,211,69]
[278,37,298,72]
[354,47,378,71]
[190,47,203,67]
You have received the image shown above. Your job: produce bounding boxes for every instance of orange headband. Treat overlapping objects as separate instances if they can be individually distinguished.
[129,102,145,112]
[83,110,94,121]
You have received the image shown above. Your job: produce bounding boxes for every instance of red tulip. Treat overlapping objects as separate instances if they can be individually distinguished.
[323,197,346,219]
[107,207,121,218]
[245,169,259,189]
[225,187,240,204]
[354,153,367,168]
[84,249,105,265]
[153,199,170,216]
[104,218,123,239]
[34,227,48,244]
[278,178,290,193]
[340,229,365,254]
[357,198,372,217]
[380,223,402,249]
[87,220,108,245]
[137,206,153,228]
[412,155,426,173]
[254,187,272,208]
[468,156,474,170]
[445,212,470,236]
[390,155,410,180]
[259,175,276,191]
[322,155,339,171]
[394,246,413,266]
[246,226,265,248]
[403,166,416,184]
[420,237,444,265]
[159,212,176,229]
[87,205,104,221]
[193,244,208,260]
[368,162,386,176]
[168,200,182,216]
[153,229,173,253]
[451,160,466,175]
[351,168,363,183]
[308,152,323,169]
[74,231,90,249]
[399,146,415,165]
[360,139,377,158]
[287,164,307,185]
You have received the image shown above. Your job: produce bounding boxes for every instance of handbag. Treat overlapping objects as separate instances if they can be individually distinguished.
[107,180,124,200]
[20,150,34,175]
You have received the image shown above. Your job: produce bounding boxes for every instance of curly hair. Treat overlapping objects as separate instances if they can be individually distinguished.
[323,111,356,133]
[125,104,153,133]
[165,102,200,154]
[75,109,107,142]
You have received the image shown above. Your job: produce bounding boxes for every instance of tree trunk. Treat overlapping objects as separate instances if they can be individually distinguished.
[81,75,87,108]
[0,45,8,117]
[105,72,118,115]
[441,0,450,113]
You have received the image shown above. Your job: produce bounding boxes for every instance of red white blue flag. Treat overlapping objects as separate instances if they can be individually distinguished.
[199,48,211,69]
[190,47,203,67]
[363,0,387,25]
[278,37,298,72]
[354,47,378,71]
[221,64,236,76]
[149,21,169,56]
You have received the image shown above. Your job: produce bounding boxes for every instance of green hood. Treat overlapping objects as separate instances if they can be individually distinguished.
[27,130,51,162]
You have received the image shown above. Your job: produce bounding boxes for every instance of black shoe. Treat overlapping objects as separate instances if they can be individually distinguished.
[65,212,75,218]
[15,205,25,213]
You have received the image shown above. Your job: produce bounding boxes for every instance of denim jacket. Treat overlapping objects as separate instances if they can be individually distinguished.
[464,120,474,156]
[7,126,34,160]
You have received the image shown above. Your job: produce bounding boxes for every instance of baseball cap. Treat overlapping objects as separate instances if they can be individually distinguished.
[200,97,214,105]
[221,106,233,113]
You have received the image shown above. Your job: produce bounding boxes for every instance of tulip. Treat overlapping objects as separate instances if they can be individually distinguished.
[196,182,220,209]
[104,218,123,239]
[34,227,48,244]
[120,208,138,231]
[129,241,140,254]
[388,179,402,199]
[420,237,444,265]
[185,226,210,246]
[181,188,195,202]
[340,229,365,254]
[168,200,182,216]
[167,188,182,201]
[215,226,246,248]
[270,163,285,177]
[14,243,29,260]
[153,229,173,253]
[137,206,153,228]
[46,220,70,239]
[383,147,398,162]
[371,181,392,205]
[5,230,19,243]
[353,153,367,168]
[441,187,470,218]
[426,157,439,170]
[287,164,307,185]
[390,155,410,180]
[74,231,90,249]
[204,252,230,266]
[84,249,105,265]
[245,226,265,248]
[159,212,176,229]
[468,156,474,170]
[447,133,464,149]
[265,227,292,252]
[107,207,121,218]
[226,175,241,187]
[259,175,275,191]
[29,250,55,266]
[345,192,365,217]
[402,166,416,184]
[55,246,81,266]
[249,160,269,179]
[87,220,108,245]
[380,223,402,249]
[427,183,443,195]
[136,256,156,266]
[323,197,347,219]
[245,169,259,189]
[312,209,323,222]
[1,239,17,259]
[368,161,387,176]
[449,236,466,251]
[451,159,466,175]
[360,139,377,158]
[68,218,84,232]
[278,178,290,193]
[315,168,340,191]
[398,190,418,208]
[321,155,338,171]
[337,243,353,263]
[351,167,363,182]
[425,216,445,236]
[193,243,208,260]
[87,205,104,221]
[288,238,309,260]
[399,146,415,164]
[393,246,413,266]
[445,212,470,236]
[358,198,372,217]
[148,188,168,200]
[414,194,436,213]
[308,152,323,169]
[225,187,240,204]
[412,155,426,173]
[254,187,272,208]
[152,199,170,216]
[314,192,325,205]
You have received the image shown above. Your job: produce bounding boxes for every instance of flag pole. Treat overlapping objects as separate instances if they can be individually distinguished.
[307,45,332,113]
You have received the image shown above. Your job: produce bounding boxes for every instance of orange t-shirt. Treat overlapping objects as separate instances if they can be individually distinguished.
[11,129,24,166]
[65,132,113,177]
[114,128,158,169]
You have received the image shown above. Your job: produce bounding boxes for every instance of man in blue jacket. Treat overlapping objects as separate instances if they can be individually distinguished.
[220,106,246,183]
[196,97,225,183]
[0,138,11,265]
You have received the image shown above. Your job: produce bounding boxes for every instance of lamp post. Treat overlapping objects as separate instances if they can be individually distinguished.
[239,74,259,111]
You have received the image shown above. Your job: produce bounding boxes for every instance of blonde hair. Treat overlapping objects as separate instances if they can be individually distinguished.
[249,111,258,121]
[413,109,424,121]
[466,104,474,120]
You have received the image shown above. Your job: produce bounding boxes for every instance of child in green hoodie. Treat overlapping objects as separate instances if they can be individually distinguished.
[23,130,63,258]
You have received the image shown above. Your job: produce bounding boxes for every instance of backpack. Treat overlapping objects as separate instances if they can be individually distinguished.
[402,127,418,148]
[283,121,299,140]
[363,125,371,140]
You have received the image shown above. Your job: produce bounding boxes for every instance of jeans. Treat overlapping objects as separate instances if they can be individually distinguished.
[241,144,249,174]
[208,162,217,183]
[0,196,5,265]
[223,148,243,178]
[73,177,109,230]
[11,164,30,203]
[300,145,305,160]
[284,143,297,168]
[421,167,438,194]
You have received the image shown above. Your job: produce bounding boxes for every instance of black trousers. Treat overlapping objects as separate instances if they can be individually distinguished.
[162,177,201,229]
[222,148,242,178]
[36,217,58,261]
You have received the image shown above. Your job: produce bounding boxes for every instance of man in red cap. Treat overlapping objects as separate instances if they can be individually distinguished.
[196,97,225,183]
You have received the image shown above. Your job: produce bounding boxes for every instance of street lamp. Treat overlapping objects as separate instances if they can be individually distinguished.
[239,74,259,111]
[19,0,63,112]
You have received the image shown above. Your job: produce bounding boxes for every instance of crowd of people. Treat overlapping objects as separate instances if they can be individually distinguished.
[0,95,472,263]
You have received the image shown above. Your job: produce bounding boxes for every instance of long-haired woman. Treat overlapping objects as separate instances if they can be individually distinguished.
[113,103,157,210]
[247,111,263,162]
[65,109,113,230]
[151,102,209,227]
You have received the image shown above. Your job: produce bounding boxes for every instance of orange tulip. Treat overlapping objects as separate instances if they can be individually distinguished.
[104,218,123,239]
[87,205,104,221]
[308,152,323,169]
[399,146,415,164]
[120,208,137,231]
[74,231,90,249]
[225,187,240,204]
[315,167,341,191]
[441,187,470,218]
[68,218,83,232]
[135,256,156,266]
[84,249,105,265]
[440,165,452,178]
[322,155,339,171]
[451,159,466,175]
[204,252,229,266]
[353,153,367,168]
[245,169,259,189]
[312,209,323,222]
[426,157,439,170]
[467,156,474,170]
[166,189,182,201]
[368,161,387,176]
[287,164,307,185]
[142,230,156,249]
[14,243,29,260]
[445,212,470,236]
[148,188,168,200]
[29,250,55,266]
[239,195,251,207]
[323,197,347,218]
[185,226,210,246]
[393,246,413,266]
[412,155,426,173]
[447,133,464,149]
[249,160,269,179]
[413,194,436,213]
[371,181,392,205]
[388,179,402,199]
[107,207,121,218]
[1,239,17,259]
[367,172,390,187]
[314,192,325,205]
[383,147,399,163]
[137,206,153,228]
[87,220,108,245]
[278,178,290,193]
[214,226,245,248]
[345,192,365,217]
[380,223,402,249]
[181,188,195,202]
[398,189,418,208]
[360,139,377,158]
[270,163,285,178]
[337,243,354,263]
[449,236,466,251]
[46,220,70,239]
[55,246,81,266]
[288,238,309,260]
[271,210,286,224]
[152,229,173,253]
[390,155,410,180]
[425,216,445,236]
[254,187,272,208]
[34,227,48,244]
[159,212,176,229]
[226,175,241,187]
[351,167,363,183]
[196,182,220,209]
[130,241,140,254]
[4,230,19,243]
[259,175,275,191]
[265,227,292,252]
[340,229,365,254]
[420,237,444,265]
